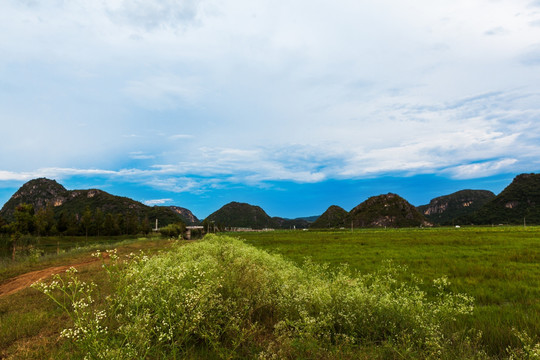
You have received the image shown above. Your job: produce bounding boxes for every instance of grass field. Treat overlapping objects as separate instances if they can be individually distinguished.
[0,227,538,359]
[235,226,540,357]
[0,237,178,359]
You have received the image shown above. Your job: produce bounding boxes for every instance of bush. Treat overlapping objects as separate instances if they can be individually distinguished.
[34,235,489,359]
[159,222,185,238]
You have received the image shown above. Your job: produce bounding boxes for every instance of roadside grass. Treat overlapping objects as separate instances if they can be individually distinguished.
[0,235,164,284]
[0,237,178,359]
[235,227,540,357]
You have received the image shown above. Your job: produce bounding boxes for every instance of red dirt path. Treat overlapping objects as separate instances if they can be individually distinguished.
[0,258,101,298]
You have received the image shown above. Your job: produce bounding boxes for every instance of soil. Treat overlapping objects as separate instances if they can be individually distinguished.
[0,257,104,298]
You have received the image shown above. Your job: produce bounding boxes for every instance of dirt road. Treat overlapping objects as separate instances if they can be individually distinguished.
[0,259,99,298]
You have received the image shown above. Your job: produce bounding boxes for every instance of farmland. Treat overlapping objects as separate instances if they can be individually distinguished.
[0,227,539,359]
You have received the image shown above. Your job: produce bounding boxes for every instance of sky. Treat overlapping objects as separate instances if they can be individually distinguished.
[1,0,540,219]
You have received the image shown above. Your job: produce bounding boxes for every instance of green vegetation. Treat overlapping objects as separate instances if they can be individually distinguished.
[237,227,540,357]
[0,237,177,359]
[205,201,276,229]
[310,205,348,228]
[463,173,540,225]
[0,178,187,237]
[0,235,160,283]
[3,229,540,359]
[33,235,484,359]
[347,193,427,228]
[417,190,496,225]
[204,201,313,230]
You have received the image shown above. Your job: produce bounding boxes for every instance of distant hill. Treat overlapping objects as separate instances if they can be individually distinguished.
[296,215,319,222]
[272,217,311,229]
[417,190,495,225]
[0,178,185,227]
[169,206,200,225]
[310,205,348,228]
[348,193,429,228]
[462,173,540,225]
[205,202,276,229]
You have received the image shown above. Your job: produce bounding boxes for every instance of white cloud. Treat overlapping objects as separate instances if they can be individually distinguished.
[106,0,201,30]
[1,0,540,190]
[144,198,173,206]
[169,134,193,140]
[445,159,519,179]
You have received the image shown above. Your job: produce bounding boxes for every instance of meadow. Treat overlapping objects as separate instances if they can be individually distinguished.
[237,227,540,356]
[0,227,538,359]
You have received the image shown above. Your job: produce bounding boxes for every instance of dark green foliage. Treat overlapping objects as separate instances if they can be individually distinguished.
[347,193,427,228]
[14,204,35,235]
[310,205,348,228]
[0,178,66,222]
[417,190,496,225]
[0,178,186,236]
[463,173,540,225]
[205,201,276,229]
[159,222,186,238]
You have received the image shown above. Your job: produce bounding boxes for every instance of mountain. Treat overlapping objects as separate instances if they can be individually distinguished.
[348,193,429,228]
[169,206,200,225]
[296,215,319,222]
[205,202,276,229]
[0,178,185,227]
[272,217,311,229]
[310,205,348,228]
[0,178,67,221]
[417,190,496,225]
[462,173,540,225]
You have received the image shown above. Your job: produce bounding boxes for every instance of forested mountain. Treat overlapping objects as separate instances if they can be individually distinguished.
[347,193,429,228]
[310,205,348,228]
[461,173,540,225]
[204,202,275,229]
[417,190,496,225]
[0,178,187,236]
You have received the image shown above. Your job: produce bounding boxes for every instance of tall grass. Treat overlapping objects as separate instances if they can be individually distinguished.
[34,234,495,359]
[0,237,154,284]
[237,227,540,356]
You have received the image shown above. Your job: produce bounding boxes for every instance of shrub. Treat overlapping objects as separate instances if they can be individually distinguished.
[34,235,484,359]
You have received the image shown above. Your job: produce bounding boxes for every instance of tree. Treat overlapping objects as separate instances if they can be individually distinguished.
[35,206,55,237]
[14,203,35,235]
[141,216,151,235]
[95,208,104,237]
[125,213,139,235]
[81,207,93,240]
[159,222,186,238]
[103,213,120,236]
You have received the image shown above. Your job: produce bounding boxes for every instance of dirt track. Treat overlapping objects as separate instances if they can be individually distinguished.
[0,259,99,298]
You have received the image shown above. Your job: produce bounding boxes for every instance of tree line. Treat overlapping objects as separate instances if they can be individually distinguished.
[0,203,158,237]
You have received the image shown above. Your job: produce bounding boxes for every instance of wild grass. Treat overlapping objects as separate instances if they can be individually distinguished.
[0,235,161,283]
[0,237,177,359]
[33,234,502,359]
[236,227,540,357]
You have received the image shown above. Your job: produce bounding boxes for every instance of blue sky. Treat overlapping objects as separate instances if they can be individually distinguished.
[1,0,540,219]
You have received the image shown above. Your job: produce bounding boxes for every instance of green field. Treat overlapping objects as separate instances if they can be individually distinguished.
[1,228,539,359]
[236,227,540,356]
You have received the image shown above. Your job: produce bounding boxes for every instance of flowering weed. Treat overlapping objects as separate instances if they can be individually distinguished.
[32,234,518,359]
